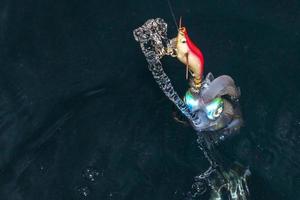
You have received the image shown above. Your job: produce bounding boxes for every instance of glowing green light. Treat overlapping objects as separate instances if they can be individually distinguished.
[205,97,224,120]
[184,90,200,111]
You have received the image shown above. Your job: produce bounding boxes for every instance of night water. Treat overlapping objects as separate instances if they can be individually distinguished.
[0,0,299,199]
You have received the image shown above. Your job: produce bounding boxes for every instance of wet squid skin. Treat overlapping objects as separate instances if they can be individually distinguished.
[184,73,243,141]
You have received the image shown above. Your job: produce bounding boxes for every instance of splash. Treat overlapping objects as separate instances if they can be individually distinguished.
[133,18,250,199]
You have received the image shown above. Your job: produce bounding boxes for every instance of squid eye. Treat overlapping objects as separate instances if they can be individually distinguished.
[205,97,224,120]
[213,106,223,118]
[181,40,186,43]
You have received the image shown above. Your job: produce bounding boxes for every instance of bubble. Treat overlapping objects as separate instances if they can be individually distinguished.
[77,186,90,197]
[106,192,121,200]
[82,167,100,182]
[191,180,207,195]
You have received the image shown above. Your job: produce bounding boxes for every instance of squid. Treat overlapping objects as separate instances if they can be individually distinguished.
[169,19,243,141]
[134,18,243,143]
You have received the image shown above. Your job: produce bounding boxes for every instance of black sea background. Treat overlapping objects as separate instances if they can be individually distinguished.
[0,0,299,199]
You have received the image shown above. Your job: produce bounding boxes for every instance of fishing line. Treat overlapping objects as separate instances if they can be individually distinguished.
[166,0,178,29]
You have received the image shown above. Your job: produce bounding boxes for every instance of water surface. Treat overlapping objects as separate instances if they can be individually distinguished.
[0,0,299,199]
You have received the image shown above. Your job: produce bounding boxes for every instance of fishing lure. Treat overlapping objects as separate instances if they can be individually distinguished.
[165,0,204,91]
[171,18,204,92]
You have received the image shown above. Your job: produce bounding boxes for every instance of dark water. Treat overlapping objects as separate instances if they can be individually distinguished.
[0,0,299,199]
